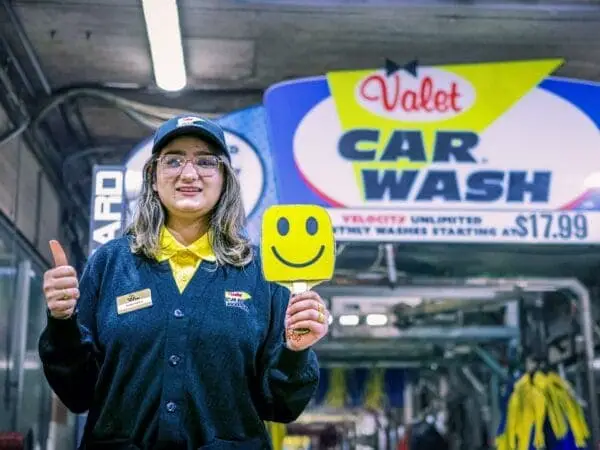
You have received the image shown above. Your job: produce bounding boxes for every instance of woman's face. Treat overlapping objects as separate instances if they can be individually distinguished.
[153,135,225,221]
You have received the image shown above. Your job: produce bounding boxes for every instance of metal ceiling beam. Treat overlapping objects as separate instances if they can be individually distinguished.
[326,325,519,342]
[3,0,94,151]
[393,295,515,318]
[317,284,516,299]
[316,360,448,369]
[1,1,84,144]
[51,84,264,117]
[2,1,50,95]
[61,143,138,182]
[237,0,600,13]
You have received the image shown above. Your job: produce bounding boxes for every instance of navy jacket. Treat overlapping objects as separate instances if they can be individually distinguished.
[38,236,319,450]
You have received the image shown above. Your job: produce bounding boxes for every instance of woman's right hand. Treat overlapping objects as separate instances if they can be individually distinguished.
[43,240,80,320]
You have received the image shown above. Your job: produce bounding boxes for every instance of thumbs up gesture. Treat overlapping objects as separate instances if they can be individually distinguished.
[43,240,80,320]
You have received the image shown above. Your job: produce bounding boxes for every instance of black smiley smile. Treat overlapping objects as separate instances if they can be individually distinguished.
[272,215,325,268]
[271,245,325,268]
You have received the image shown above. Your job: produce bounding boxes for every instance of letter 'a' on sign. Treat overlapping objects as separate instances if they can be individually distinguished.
[261,204,336,294]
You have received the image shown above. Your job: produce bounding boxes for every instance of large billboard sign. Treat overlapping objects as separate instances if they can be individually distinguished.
[263,59,600,244]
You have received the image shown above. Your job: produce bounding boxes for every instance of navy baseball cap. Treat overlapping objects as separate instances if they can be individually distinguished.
[151,114,230,160]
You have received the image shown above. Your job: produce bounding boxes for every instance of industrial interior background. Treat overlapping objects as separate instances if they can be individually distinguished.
[1,1,600,449]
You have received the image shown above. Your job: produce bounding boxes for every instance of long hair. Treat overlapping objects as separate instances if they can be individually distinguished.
[126,153,253,267]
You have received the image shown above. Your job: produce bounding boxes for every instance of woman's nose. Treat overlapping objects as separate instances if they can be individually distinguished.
[179,161,199,179]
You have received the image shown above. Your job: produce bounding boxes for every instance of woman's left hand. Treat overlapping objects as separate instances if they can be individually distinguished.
[285,290,329,351]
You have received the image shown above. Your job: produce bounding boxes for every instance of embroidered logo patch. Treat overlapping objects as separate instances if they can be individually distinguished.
[224,291,251,311]
[177,116,202,127]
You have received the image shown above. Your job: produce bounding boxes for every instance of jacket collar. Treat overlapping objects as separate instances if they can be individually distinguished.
[156,226,216,263]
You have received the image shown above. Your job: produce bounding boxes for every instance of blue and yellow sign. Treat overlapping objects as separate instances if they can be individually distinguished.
[263,59,600,244]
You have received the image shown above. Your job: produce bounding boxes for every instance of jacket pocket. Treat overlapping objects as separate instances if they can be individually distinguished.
[199,437,268,449]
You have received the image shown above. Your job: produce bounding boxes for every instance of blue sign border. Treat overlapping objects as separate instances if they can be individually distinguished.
[263,75,600,208]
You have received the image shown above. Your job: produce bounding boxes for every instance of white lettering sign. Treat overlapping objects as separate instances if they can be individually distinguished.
[90,169,125,251]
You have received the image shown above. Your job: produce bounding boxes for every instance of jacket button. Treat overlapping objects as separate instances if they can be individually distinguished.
[169,355,180,366]
[166,401,177,413]
[174,309,184,318]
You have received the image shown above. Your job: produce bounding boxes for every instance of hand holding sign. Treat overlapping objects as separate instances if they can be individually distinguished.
[43,240,80,320]
[261,205,335,349]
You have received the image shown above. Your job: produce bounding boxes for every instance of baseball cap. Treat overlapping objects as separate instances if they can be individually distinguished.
[151,114,231,160]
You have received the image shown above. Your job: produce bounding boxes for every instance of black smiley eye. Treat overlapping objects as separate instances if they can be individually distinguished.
[277,217,289,236]
[306,217,318,235]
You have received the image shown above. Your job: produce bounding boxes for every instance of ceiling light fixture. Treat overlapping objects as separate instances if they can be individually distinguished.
[141,0,187,92]
[366,314,388,326]
[339,314,360,326]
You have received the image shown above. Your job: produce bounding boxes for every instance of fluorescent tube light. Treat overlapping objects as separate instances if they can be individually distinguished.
[366,314,388,326]
[339,314,360,326]
[141,0,187,92]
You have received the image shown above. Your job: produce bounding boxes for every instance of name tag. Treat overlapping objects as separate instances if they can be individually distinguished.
[116,288,153,315]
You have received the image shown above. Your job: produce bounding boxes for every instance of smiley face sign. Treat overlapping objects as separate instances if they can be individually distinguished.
[261,204,335,284]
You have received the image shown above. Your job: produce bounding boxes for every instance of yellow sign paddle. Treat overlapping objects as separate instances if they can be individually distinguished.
[261,204,336,334]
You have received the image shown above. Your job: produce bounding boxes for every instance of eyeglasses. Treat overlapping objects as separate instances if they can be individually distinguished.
[158,154,222,176]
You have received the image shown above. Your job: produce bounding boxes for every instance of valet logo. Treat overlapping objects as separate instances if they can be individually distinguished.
[124,130,265,218]
[355,68,476,122]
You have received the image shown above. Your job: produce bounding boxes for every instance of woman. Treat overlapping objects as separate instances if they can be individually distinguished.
[39,115,330,450]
